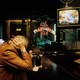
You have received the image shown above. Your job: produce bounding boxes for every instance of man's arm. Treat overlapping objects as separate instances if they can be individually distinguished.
[1,50,33,71]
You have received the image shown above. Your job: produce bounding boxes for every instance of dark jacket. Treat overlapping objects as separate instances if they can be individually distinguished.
[0,42,33,80]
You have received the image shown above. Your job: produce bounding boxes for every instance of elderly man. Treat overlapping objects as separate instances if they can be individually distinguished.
[0,35,33,80]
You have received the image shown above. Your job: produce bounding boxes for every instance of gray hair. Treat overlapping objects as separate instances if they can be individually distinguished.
[13,35,29,47]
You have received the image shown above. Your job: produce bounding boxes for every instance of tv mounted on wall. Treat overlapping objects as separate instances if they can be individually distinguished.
[57,7,80,28]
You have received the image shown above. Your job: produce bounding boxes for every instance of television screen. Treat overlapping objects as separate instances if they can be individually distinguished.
[57,7,80,27]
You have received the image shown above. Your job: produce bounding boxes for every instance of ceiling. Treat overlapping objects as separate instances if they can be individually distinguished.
[0,0,80,20]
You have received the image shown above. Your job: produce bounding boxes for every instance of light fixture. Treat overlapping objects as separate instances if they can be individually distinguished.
[60,0,73,8]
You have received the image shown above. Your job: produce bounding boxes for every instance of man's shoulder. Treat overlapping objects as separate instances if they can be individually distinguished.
[0,42,16,53]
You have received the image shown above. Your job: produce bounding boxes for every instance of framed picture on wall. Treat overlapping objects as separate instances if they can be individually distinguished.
[6,19,31,39]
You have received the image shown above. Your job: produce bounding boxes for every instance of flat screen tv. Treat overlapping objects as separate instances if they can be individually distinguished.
[57,7,80,28]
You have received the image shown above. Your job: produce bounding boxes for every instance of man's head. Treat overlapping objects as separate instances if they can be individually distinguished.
[9,35,29,49]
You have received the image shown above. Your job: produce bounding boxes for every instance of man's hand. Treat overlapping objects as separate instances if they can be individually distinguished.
[12,36,26,51]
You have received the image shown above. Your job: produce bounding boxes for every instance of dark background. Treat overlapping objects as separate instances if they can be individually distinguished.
[0,0,80,20]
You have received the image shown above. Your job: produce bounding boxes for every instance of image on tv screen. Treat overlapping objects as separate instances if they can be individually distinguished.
[59,9,79,24]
